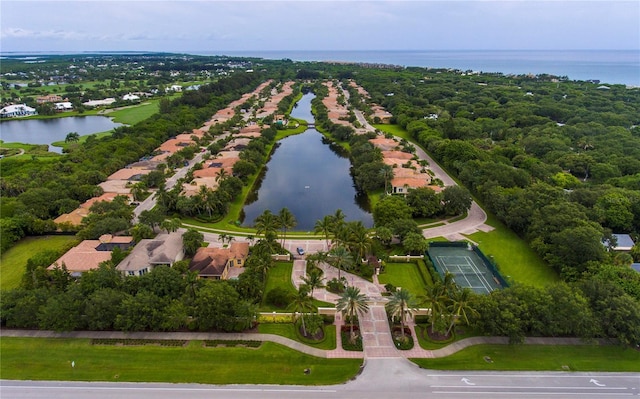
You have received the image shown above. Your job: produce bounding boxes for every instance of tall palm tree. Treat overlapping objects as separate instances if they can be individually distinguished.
[445,288,478,336]
[345,221,371,264]
[330,209,346,238]
[254,209,279,240]
[386,288,419,340]
[288,285,315,336]
[302,268,324,298]
[421,282,448,334]
[328,245,353,280]
[380,165,394,195]
[314,215,333,250]
[336,285,369,342]
[278,207,297,248]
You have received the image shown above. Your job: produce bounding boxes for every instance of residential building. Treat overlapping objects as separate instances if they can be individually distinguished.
[36,94,63,104]
[189,241,249,280]
[0,104,37,118]
[48,235,133,277]
[117,232,185,276]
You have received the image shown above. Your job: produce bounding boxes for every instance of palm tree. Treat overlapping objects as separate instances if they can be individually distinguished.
[278,207,297,248]
[421,282,448,334]
[288,285,315,337]
[386,288,418,341]
[314,215,333,250]
[345,221,371,264]
[254,209,279,240]
[302,268,324,298]
[160,218,181,233]
[445,288,478,336]
[380,165,394,195]
[215,168,228,183]
[329,209,346,239]
[328,245,353,280]
[336,285,369,342]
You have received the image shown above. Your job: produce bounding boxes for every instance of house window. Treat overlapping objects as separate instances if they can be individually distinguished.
[128,271,135,276]
[139,268,148,276]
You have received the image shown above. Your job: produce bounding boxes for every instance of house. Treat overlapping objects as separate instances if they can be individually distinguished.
[48,235,133,277]
[122,93,140,101]
[0,104,37,118]
[54,102,73,111]
[604,234,636,251]
[189,242,249,280]
[82,98,116,107]
[116,232,185,276]
[36,94,63,104]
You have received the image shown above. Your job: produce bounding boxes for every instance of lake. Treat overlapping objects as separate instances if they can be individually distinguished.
[241,93,373,231]
[0,116,123,153]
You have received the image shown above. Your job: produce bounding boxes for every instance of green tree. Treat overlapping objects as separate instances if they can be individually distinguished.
[160,218,181,234]
[328,245,353,280]
[302,268,325,297]
[288,285,315,336]
[336,285,369,342]
[278,207,297,248]
[65,132,80,143]
[445,288,478,336]
[441,185,472,216]
[314,215,333,250]
[182,228,204,257]
[402,232,428,255]
[386,288,418,341]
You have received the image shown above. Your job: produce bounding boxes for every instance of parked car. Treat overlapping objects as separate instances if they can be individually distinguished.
[296,247,305,255]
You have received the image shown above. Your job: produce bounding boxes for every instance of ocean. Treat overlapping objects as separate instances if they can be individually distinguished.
[201,50,640,87]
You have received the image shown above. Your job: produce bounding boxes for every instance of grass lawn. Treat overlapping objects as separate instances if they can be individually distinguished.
[411,344,640,372]
[0,337,361,385]
[1,235,78,291]
[466,214,558,287]
[258,323,337,350]
[104,101,160,125]
[261,262,297,311]
[378,262,430,296]
[372,124,412,141]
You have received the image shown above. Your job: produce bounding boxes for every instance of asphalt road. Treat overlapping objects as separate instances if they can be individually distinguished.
[2,359,638,399]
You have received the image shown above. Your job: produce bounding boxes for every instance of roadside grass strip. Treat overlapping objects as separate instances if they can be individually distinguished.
[0,337,362,385]
[411,344,640,372]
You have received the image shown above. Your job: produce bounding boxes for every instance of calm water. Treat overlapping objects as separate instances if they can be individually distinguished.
[209,50,640,86]
[241,94,373,231]
[0,116,123,153]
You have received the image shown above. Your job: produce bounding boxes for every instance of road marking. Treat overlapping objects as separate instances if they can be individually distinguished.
[590,378,606,387]
[461,378,475,385]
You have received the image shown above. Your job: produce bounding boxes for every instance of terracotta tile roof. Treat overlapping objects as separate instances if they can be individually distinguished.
[107,168,152,181]
[48,240,112,274]
[370,138,399,151]
[54,208,90,226]
[382,150,413,160]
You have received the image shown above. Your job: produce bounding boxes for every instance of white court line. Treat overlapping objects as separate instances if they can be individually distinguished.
[436,255,491,294]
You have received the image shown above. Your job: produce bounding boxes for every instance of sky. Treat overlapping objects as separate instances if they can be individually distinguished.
[1,1,639,53]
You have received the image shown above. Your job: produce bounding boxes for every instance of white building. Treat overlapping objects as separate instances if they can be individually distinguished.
[82,98,116,107]
[54,102,74,111]
[0,104,37,118]
[122,93,140,101]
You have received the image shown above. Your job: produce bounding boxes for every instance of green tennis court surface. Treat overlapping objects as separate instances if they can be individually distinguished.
[428,244,506,294]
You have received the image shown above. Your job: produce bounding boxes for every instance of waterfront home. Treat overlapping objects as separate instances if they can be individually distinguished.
[0,104,37,118]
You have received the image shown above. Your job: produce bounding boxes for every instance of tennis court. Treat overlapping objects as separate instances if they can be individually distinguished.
[427,243,506,294]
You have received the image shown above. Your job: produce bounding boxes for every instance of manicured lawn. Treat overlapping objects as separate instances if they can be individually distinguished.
[105,101,160,125]
[0,337,361,384]
[378,262,430,297]
[372,124,412,141]
[1,235,78,291]
[411,344,640,372]
[261,262,297,311]
[466,214,558,287]
[258,322,337,350]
